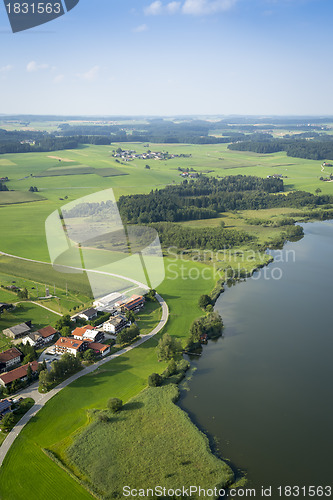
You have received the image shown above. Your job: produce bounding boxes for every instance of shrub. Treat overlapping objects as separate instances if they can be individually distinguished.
[107,398,123,413]
[148,373,163,387]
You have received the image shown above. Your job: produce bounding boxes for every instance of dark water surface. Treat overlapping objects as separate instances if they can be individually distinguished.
[179,221,333,494]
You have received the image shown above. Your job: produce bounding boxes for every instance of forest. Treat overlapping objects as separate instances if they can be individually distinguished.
[228,136,333,160]
[118,175,333,224]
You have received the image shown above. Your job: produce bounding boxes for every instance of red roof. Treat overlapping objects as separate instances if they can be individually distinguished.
[55,337,86,350]
[0,347,22,364]
[72,327,86,338]
[38,326,58,338]
[83,325,94,330]
[87,342,109,353]
[0,361,39,386]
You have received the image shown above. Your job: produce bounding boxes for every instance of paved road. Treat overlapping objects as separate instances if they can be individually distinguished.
[0,294,168,468]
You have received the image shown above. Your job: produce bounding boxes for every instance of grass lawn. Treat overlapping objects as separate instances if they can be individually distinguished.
[0,302,60,333]
[135,300,162,335]
[63,385,233,499]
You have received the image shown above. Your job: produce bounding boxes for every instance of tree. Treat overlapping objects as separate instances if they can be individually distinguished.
[117,324,140,345]
[125,309,135,323]
[165,358,177,377]
[156,333,182,362]
[1,413,15,432]
[38,369,51,392]
[60,326,71,337]
[26,364,33,381]
[148,373,163,387]
[107,398,123,413]
[83,349,96,362]
[315,187,322,194]
[198,294,212,310]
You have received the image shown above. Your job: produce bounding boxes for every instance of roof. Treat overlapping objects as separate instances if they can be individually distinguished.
[0,361,39,386]
[105,315,127,326]
[83,325,94,330]
[38,326,58,338]
[0,347,22,364]
[0,399,11,413]
[4,323,31,336]
[80,308,97,317]
[87,342,109,353]
[55,337,86,351]
[72,327,87,338]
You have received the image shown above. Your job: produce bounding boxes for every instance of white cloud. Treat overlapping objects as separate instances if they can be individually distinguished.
[26,61,49,72]
[77,65,100,82]
[144,1,163,15]
[133,24,148,33]
[54,74,65,84]
[0,65,13,73]
[144,0,181,15]
[182,0,237,15]
[166,1,181,13]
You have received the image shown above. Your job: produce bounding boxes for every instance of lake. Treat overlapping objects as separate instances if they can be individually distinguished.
[179,221,333,495]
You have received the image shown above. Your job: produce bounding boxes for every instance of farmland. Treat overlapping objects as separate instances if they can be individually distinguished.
[0,126,333,499]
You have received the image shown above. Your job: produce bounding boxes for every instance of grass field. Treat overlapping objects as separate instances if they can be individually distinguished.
[0,301,59,332]
[63,384,233,499]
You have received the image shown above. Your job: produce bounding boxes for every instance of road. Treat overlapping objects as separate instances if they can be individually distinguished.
[0,294,168,468]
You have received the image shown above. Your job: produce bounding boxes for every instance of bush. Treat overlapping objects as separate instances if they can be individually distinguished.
[148,373,163,387]
[107,398,123,413]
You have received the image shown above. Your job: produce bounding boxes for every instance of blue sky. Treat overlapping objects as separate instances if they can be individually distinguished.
[0,0,333,116]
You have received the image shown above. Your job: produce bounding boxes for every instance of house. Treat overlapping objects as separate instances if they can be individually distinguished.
[37,326,58,343]
[0,347,22,373]
[54,337,88,357]
[87,342,110,357]
[73,326,104,343]
[103,315,129,334]
[0,361,39,388]
[3,322,32,340]
[120,295,145,313]
[22,332,44,348]
[78,308,98,321]
[0,399,12,418]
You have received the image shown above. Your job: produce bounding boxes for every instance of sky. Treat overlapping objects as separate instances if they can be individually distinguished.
[1,0,333,116]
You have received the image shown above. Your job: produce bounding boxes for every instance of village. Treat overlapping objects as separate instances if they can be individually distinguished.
[0,292,147,424]
[112,147,191,162]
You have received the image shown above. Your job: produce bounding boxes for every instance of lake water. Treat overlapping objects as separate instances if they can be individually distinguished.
[179,221,333,496]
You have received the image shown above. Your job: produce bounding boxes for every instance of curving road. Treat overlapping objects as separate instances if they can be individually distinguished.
[0,293,169,468]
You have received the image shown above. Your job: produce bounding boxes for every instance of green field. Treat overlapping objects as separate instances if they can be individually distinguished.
[63,384,232,499]
[0,142,332,262]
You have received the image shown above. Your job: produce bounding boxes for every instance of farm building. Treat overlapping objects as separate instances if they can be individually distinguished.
[0,361,39,388]
[0,347,22,373]
[93,292,124,311]
[87,342,110,357]
[3,322,32,340]
[78,308,98,321]
[37,326,58,343]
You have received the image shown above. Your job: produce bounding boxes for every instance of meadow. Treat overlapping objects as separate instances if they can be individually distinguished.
[63,384,233,499]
